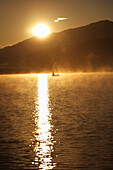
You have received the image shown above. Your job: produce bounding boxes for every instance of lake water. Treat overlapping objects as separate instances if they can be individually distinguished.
[0,73,113,170]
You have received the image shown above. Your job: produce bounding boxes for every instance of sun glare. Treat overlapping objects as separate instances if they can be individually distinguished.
[32,74,55,169]
[31,23,51,38]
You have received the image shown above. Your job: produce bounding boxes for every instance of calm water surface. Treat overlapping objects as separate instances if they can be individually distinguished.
[0,73,113,170]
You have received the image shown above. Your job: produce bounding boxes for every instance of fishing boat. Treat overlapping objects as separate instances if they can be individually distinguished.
[52,72,60,76]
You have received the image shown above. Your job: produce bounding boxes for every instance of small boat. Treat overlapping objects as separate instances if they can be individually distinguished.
[52,72,60,76]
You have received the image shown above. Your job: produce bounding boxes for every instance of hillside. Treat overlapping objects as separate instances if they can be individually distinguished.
[0,20,113,73]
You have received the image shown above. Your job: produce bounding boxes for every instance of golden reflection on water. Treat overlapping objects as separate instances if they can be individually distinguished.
[32,74,55,169]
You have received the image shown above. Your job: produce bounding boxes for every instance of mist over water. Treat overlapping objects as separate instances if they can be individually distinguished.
[0,73,113,170]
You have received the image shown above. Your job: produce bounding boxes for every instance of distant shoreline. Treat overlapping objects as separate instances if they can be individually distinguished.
[0,71,113,75]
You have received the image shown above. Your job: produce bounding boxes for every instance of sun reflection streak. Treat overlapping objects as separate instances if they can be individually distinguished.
[32,74,55,169]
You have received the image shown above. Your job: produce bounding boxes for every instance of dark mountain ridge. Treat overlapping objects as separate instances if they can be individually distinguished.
[58,20,113,44]
[0,20,113,73]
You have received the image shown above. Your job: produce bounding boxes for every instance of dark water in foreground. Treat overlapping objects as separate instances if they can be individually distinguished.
[0,73,113,170]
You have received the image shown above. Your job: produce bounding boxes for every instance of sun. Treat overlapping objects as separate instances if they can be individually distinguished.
[31,23,51,38]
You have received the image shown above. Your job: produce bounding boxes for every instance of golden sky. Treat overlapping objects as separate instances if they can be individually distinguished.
[0,0,113,48]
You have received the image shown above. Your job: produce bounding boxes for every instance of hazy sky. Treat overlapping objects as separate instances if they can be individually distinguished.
[0,0,113,48]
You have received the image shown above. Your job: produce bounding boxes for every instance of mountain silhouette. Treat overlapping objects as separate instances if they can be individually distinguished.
[0,20,113,73]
